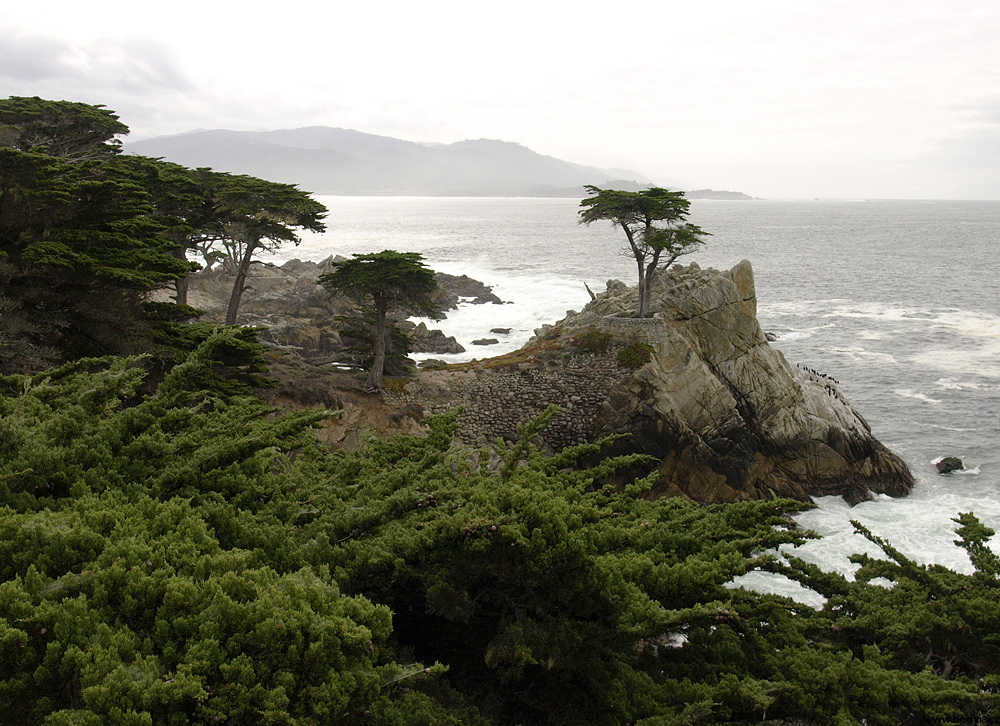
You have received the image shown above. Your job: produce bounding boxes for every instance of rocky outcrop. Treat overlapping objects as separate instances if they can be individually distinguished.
[163,258,502,360]
[433,273,505,306]
[383,260,913,505]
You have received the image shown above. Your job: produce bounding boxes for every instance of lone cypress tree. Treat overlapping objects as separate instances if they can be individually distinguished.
[579,185,709,318]
[320,250,438,390]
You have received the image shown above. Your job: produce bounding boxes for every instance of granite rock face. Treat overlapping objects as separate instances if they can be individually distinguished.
[393,260,913,505]
[582,261,912,504]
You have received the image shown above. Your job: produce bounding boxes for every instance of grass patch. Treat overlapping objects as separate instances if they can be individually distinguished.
[382,377,411,394]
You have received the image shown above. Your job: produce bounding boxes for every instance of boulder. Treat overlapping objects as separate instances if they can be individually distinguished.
[433,272,504,306]
[935,456,964,474]
[406,322,465,354]
[418,359,449,369]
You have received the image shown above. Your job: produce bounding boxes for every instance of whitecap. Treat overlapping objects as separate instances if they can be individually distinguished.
[824,302,915,322]
[763,299,851,315]
[914,349,1000,379]
[894,389,943,404]
[955,466,982,476]
[775,331,812,341]
[858,329,887,340]
[408,273,588,362]
[833,347,898,364]
[933,310,1000,338]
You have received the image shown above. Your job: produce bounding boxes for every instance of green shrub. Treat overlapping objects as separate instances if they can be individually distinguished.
[572,329,612,354]
[0,339,992,725]
[617,341,655,369]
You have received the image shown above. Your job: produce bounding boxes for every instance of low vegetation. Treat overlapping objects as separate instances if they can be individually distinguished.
[0,335,997,724]
[617,341,656,370]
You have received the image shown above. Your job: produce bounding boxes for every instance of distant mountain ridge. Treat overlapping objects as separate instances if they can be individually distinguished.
[124,127,659,197]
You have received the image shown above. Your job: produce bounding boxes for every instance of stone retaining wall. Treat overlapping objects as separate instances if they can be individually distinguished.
[386,355,621,450]
[384,317,679,452]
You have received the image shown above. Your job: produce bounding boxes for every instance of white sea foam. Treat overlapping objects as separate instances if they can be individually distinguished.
[894,389,943,404]
[410,271,587,362]
[728,570,826,609]
[833,347,898,364]
[935,378,974,390]
[932,309,1000,338]
[857,329,887,340]
[775,331,812,341]
[914,345,1000,378]
[790,497,983,577]
[762,300,851,316]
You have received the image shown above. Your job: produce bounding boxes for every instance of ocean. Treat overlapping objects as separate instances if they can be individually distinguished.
[262,196,1000,603]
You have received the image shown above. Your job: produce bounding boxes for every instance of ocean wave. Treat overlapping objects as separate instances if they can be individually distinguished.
[914,348,1000,379]
[775,331,812,341]
[894,389,942,404]
[823,302,1000,331]
[858,329,888,340]
[833,346,898,364]
[934,377,987,391]
[763,299,852,314]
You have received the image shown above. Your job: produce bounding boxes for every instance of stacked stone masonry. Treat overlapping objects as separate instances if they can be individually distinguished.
[385,348,634,451]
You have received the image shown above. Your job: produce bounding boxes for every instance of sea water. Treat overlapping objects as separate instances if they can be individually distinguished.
[262,196,1000,601]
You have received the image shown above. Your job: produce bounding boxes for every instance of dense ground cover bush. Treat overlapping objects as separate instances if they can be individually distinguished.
[0,334,996,724]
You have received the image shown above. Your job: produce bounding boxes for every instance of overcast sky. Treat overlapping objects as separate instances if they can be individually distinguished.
[3,0,998,199]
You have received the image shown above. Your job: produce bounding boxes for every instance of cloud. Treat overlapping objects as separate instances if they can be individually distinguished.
[0,29,202,138]
[0,32,72,82]
[0,30,192,93]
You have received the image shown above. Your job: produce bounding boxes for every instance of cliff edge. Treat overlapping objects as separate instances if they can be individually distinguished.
[386,260,913,505]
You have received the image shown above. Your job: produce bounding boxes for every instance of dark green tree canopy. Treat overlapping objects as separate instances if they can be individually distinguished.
[580,185,710,317]
[320,250,438,316]
[0,95,129,160]
[320,250,438,390]
[193,169,327,324]
[0,97,327,372]
[0,146,199,371]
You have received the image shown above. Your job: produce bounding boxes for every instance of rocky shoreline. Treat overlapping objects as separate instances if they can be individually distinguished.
[172,257,914,505]
[169,257,504,360]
